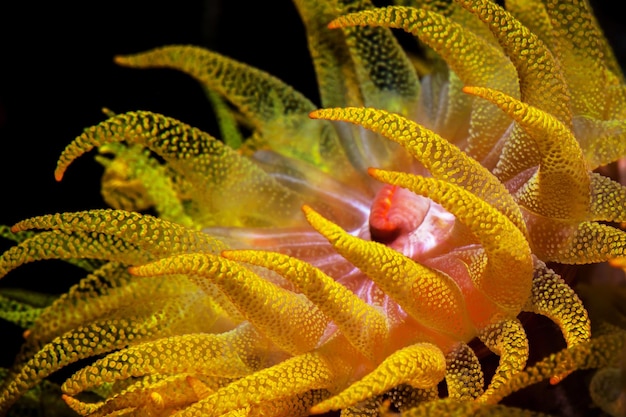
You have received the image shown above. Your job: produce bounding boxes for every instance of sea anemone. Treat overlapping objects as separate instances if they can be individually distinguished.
[1,0,626,416]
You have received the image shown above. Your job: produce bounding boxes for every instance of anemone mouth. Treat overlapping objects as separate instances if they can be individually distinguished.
[368,182,458,262]
[369,183,428,245]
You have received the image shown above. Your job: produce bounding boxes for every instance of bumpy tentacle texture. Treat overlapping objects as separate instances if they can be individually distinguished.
[2,0,626,416]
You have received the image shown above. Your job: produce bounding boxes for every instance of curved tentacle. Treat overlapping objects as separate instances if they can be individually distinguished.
[523,260,591,384]
[130,253,329,356]
[478,318,529,403]
[369,171,533,314]
[309,107,527,235]
[114,46,349,173]
[463,85,590,220]
[114,46,315,126]
[444,342,484,400]
[55,112,304,228]
[222,249,389,362]
[486,328,626,405]
[11,210,226,256]
[302,205,474,343]
[0,312,186,415]
[174,351,340,417]
[309,342,446,414]
[328,5,519,161]
[0,230,149,279]
[456,0,571,127]
[61,324,264,396]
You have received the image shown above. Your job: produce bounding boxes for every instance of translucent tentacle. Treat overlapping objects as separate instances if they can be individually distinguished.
[114,46,348,173]
[96,142,195,228]
[0,230,149,279]
[63,374,217,417]
[176,351,338,417]
[302,205,474,342]
[328,5,519,161]
[523,260,591,384]
[576,112,626,169]
[549,221,626,264]
[369,170,533,313]
[463,86,590,220]
[130,253,329,355]
[114,46,316,126]
[0,315,174,415]
[329,1,421,115]
[15,265,192,360]
[222,249,389,362]
[205,88,244,150]
[62,324,263,396]
[478,318,529,403]
[12,209,226,256]
[456,0,571,127]
[292,0,359,109]
[487,328,626,405]
[589,172,626,222]
[518,0,626,118]
[309,107,527,235]
[55,111,304,228]
[444,342,484,400]
[309,342,446,414]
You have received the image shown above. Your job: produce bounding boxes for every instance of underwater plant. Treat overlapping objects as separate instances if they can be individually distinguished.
[2,0,626,416]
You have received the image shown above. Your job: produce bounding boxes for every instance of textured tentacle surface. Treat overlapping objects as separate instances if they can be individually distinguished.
[524,260,591,351]
[222,249,389,362]
[130,253,328,356]
[310,107,527,234]
[303,205,473,343]
[444,342,484,400]
[456,0,571,127]
[328,5,519,161]
[478,318,529,403]
[369,171,533,314]
[463,86,590,220]
[309,342,446,414]
[61,325,264,396]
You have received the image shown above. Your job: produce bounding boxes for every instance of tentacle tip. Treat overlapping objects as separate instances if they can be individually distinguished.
[220,249,235,259]
[462,85,481,96]
[549,371,571,385]
[609,257,626,269]
[309,404,328,415]
[113,55,130,66]
[127,265,143,276]
[301,205,330,233]
[301,204,315,216]
[367,167,385,181]
[61,394,77,407]
[54,169,65,182]
[327,18,341,30]
[308,110,322,120]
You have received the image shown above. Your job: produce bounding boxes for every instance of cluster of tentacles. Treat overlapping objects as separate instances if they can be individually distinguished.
[2,0,626,416]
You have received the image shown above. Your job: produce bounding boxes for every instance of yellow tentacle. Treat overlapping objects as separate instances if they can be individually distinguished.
[222,249,389,362]
[130,253,328,356]
[369,170,533,314]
